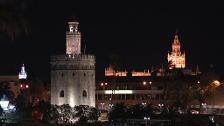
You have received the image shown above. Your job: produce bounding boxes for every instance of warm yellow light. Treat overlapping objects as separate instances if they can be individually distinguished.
[212,80,221,88]
[104,90,133,94]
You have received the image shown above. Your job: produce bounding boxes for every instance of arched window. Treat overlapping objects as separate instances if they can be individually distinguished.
[72,72,75,76]
[60,90,64,97]
[83,90,87,97]
[84,73,86,76]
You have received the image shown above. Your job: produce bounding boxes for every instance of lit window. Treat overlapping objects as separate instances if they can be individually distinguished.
[60,90,64,97]
[70,26,73,32]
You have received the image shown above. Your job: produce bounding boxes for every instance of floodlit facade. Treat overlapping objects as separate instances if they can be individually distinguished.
[105,66,151,77]
[51,18,95,107]
[18,64,27,79]
[132,70,151,76]
[105,65,127,76]
[168,32,185,69]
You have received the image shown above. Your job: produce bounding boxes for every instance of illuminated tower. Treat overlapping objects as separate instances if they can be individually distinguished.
[18,64,29,89]
[167,32,185,69]
[18,64,27,80]
[51,18,95,107]
[66,19,81,55]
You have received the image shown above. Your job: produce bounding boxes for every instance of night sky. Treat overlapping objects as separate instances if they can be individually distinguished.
[0,1,224,82]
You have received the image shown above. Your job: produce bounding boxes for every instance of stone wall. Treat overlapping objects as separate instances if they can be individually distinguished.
[51,54,95,107]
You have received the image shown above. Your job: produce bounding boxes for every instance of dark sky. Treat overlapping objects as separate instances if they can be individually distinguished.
[0,1,224,82]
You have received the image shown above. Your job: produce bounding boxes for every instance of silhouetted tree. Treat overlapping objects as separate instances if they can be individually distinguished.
[0,0,31,40]
[15,91,27,112]
[166,69,195,109]
[30,77,45,96]
[0,81,14,101]
[193,71,219,113]
[0,107,3,116]
[108,103,127,121]
[42,104,59,124]
[129,104,145,119]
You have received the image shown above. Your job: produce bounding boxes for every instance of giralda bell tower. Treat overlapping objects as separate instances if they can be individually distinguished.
[167,31,186,69]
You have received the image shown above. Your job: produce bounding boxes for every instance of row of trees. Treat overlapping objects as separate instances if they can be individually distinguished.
[42,104,99,125]
[163,68,220,112]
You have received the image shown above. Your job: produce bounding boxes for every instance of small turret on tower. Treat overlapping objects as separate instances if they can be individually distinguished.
[66,17,81,55]
[68,21,79,33]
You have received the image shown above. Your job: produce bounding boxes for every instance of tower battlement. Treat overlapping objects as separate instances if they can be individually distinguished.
[51,54,95,61]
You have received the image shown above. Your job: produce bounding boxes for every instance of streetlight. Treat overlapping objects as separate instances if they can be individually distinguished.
[158,103,164,112]
[100,102,105,110]
[210,80,223,113]
[144,116,150,126]
[101,82,108,87]
[142,81,152,89]
[211,80,222,88]
[142,102,147,106]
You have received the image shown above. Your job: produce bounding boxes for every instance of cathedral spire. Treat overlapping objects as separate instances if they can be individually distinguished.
[18,64,27,79]
[172,31,181,52]
[167,30,185,69]
[174,30,180,44]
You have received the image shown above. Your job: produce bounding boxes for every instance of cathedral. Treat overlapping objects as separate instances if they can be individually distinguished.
[167,32,185,69]
[50,18,95,107]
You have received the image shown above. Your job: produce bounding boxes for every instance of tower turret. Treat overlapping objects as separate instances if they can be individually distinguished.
[66,18,81,55]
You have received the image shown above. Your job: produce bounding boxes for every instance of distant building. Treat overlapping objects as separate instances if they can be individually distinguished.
[18,64,27,80]
[96,31,203,110]
[131,70,151,77]
[105,66,151,77]
[105,65,127,76]
[51,18,95,107]
[0,64,28,99]
[18,64,29,90]
[96,76,165,110]
[168,32,185,69]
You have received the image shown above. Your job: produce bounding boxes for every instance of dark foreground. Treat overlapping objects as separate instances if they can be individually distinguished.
[1,114,224,126]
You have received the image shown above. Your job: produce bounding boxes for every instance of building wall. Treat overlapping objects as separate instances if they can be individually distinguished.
[51,54,95,107]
